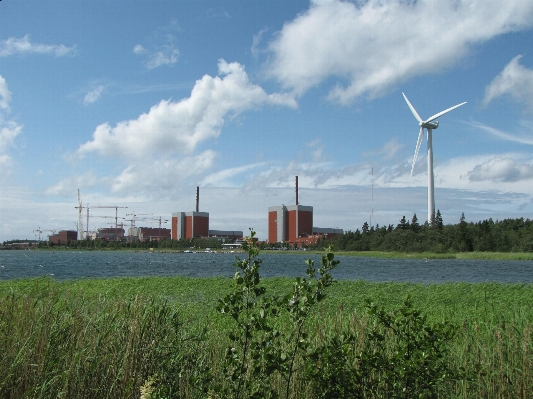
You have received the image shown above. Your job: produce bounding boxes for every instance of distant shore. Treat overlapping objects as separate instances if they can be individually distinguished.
[5,246,533,260]
[262,249,533,260]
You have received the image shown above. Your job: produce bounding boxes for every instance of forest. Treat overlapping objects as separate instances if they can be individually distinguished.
[321,212,533,253]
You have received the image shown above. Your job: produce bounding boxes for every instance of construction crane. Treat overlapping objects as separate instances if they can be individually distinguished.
[89,205,127,241]
[125,212,153,229]
[90,215,123,240]
[33,227,42,241]
[42,229,58,240]
[133,216,169,240]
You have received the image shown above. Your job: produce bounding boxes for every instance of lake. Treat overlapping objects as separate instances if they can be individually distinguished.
[1,250,533,283]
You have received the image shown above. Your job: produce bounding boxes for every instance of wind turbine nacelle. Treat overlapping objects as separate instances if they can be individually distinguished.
[422,120,439,129]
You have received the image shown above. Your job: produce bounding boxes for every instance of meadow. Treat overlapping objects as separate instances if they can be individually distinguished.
[1,255,532,398]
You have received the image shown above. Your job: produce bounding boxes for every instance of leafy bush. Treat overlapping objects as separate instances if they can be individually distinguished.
[211,230,338,398]
[306,296,465,398]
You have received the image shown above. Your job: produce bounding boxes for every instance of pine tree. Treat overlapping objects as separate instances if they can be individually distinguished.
[411,213,420,233]
[397,216,409,230]
[435,209,444,230]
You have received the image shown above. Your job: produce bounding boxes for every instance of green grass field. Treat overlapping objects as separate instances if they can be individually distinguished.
[1,274,532,398]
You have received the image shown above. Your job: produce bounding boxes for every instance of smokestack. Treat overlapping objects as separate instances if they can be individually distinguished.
[196,186,199,212]
[295,176,299,205]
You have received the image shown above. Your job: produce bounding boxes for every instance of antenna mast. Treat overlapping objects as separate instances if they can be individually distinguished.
[76,189,85,240]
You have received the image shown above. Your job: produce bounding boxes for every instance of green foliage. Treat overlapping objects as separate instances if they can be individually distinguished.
[305,296,467,398]
[363,296,464,398]
[324,214,533,253]
[213,230,338,398]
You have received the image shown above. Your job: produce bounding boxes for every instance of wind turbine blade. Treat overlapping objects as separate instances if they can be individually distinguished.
[402,92,423,124]
[410,127,424,177]
[425,102,467,123]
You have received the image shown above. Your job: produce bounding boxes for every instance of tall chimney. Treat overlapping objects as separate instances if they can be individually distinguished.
[295,176,299,205]
[196,186,199,212]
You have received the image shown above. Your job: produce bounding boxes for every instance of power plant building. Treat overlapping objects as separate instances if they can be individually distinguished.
[129,227,171,241]
[97,227,125,241]
[172,187,210,240]
[267,176,343,245]
[49,230,78,245]
[268,205,313,243]
[171,211,209,240]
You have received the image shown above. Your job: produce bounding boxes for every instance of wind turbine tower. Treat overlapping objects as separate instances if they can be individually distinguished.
[402,93,466,225]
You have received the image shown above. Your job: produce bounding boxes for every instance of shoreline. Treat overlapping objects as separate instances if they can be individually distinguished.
[5,247,533,260]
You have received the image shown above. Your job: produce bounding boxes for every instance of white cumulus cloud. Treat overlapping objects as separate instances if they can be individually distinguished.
[70,59,297,198]
[0,35,76,57]
[468,157,533,182]
[483,55,533,112]
[111,150,217,195]
[78,59,297,161]
[266,0,533,103]
[0,76,23,180]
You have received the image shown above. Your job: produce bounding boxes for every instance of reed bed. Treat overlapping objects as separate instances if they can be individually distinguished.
[0,277,532,398]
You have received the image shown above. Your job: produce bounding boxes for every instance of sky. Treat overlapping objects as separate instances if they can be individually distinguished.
[1,0,533,242]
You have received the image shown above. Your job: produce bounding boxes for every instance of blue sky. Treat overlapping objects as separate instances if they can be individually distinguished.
[1,0,533,242]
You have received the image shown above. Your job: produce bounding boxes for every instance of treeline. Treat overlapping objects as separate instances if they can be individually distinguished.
[35,237,224,250]
[11,213,533,253]
[321,212,533,253]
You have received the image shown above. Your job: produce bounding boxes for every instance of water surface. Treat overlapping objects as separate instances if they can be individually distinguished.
[1,250,532,283]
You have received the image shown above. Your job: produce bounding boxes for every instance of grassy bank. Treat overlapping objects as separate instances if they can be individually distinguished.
[305,250,533,260]
[1,274,532,398]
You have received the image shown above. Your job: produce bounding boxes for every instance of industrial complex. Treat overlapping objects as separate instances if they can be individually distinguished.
[268,177,342,245]
[34,177,342,247]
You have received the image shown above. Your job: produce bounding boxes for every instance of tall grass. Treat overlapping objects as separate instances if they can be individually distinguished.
[0,283,210,399]
[1,277,532,397]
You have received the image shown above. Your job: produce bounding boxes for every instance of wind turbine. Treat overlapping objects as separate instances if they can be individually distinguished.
[402,92,466,225]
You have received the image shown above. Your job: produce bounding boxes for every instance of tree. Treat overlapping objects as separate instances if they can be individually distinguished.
[397,216,409,230]
[410,213,420,233]
[434,209,444,230]
[456,212,473,251]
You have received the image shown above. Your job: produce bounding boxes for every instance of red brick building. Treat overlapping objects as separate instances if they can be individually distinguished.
[129,227,171,241]
[49,230,78,245]
[171,212,209,240]
[268,205,313,243]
